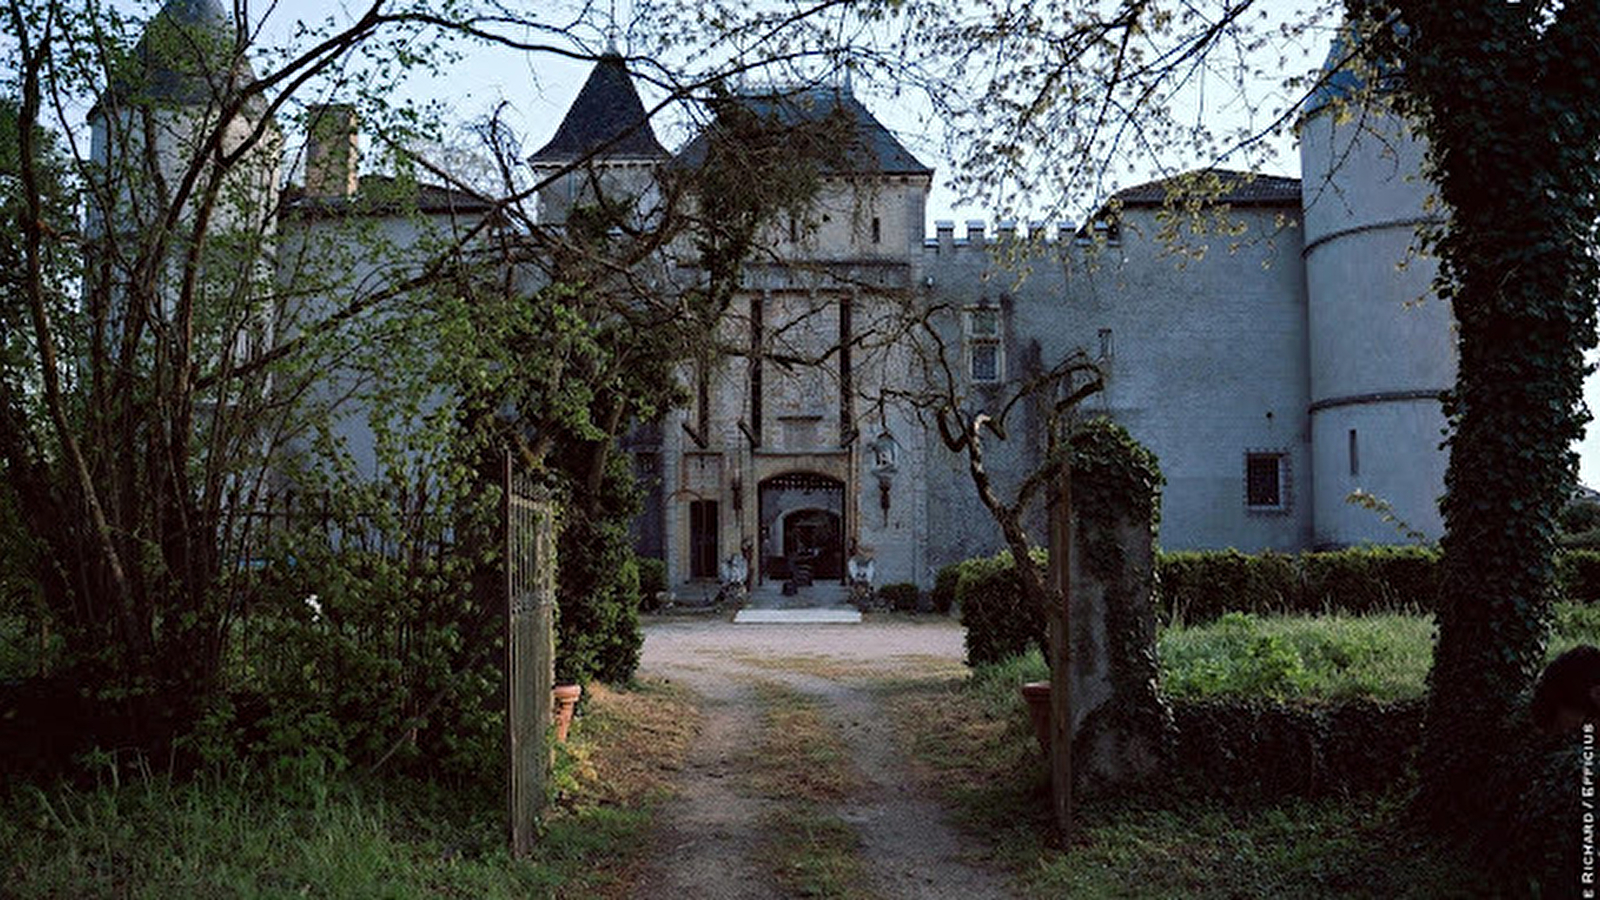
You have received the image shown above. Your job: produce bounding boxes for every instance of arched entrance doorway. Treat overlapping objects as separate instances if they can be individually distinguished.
[759,472,846,584]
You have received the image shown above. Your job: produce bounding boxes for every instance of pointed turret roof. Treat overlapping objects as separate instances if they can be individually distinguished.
[1303,19,1404,119]
[90,0,261,118]
[529,54,668,164]
[674,84,931,177]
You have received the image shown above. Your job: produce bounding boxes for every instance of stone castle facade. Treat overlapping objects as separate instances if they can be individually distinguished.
[95,0,1454,597]
[530,54,1453,595]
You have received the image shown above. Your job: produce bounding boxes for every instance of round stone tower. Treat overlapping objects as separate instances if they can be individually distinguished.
[87,0,281,246]
[1299,28,1455,547]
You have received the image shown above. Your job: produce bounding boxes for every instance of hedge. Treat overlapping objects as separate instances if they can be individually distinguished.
[1170,697,1423,799]
[956,549,1048,666]
[878,582,920,613]
[1161,547,1600,625]
[956,545,1600,664]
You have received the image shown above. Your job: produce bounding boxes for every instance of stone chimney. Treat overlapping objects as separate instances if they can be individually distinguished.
[305,104,359,198]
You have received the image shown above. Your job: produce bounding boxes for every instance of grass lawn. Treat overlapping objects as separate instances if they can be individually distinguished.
[1157,600,1600,702]
[0,679,696,899]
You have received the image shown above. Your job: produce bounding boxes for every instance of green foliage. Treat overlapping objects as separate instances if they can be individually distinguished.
[1559,498,1600,535]
[878,582,920,613]
[1555,549,1600,604]
[1160,546,1439,623]
[930,562,961,615]
[1161,611,1435,702]
[636,557,668,613]
[553,449,643,686]
[957,548,1048,666]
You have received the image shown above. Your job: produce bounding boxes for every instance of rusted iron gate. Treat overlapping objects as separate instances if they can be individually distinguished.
[504,451,557,858]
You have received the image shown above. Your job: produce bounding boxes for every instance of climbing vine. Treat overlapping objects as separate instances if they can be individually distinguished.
[1347,0,1600,862]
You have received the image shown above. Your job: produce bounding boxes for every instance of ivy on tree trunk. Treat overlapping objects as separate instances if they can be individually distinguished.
[1354,0,1600,843]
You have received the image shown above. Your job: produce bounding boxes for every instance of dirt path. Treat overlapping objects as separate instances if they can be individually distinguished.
[631,617,1014,900]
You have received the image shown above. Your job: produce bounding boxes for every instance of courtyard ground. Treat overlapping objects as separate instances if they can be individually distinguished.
[632,615,1010,900]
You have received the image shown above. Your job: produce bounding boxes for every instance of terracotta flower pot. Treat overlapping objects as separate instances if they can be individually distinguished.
[1020,681,1052,753]
[553,683,582,744]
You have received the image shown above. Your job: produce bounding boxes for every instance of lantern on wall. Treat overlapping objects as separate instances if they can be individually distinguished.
[867,429,900,524]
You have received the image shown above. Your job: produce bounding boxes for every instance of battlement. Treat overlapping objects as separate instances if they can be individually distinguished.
[921,218,1109,251]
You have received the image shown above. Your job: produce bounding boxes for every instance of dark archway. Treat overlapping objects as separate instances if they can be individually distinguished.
[758,472,845,584]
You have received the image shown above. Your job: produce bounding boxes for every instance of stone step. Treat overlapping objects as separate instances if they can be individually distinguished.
[732,608,862,624]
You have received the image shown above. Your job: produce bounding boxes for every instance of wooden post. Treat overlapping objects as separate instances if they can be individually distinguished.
[1046,455,1073,844]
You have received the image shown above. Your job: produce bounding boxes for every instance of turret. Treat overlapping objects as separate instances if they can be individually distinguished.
[85,0,282,354]
[528,53,669,227]
[1299,24,1454,546]
[87,0,280,239]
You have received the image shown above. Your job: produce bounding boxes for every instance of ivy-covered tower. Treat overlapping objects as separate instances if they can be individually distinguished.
[1299,27,1454,547]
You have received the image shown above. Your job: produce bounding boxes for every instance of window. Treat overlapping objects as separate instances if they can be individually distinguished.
[1098,327,1114,359]
[871,216,881,244]
[965,307,1003,383]
[1245,452,1287,510]
[1349,429,1360,477]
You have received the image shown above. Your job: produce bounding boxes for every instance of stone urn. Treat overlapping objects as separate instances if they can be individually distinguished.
[1020,681,1052,753]
[553,683,582,743]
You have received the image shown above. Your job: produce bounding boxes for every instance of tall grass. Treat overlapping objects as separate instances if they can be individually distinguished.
[0,679,695,898]
[975,602,1600,704]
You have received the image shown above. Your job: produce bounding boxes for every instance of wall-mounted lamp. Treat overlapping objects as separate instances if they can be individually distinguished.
[867,429,900,525]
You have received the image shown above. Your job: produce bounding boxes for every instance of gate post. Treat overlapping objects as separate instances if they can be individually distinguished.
[505,450,557,858]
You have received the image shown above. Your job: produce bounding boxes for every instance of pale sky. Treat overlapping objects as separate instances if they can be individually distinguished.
[90,0,1600,488]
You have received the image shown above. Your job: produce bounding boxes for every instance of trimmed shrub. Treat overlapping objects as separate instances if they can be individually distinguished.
[879,582,919,613]
[930,563,961,615]
[1160,549,1299,622]
[957,549,1047,666]
[1158,545,1441,624]
[1171,697,1424,799]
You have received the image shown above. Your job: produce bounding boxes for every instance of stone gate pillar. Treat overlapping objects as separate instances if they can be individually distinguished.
[1056,419,1172,793]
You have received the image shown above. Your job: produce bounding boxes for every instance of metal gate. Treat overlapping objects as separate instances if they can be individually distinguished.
[504,451,556,858]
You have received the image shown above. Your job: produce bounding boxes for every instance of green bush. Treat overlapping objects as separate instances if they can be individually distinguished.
[636,557,667,612]
[554,449,644,686]
[957,549,1048,667]
[1158,546,1441,624]
[1556,550,1600,603]
[879,582,920,613]
[930,563,961,615]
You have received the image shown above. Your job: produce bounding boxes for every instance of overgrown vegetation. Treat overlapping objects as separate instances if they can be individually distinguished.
[885,657,1482,899]
[0,678,697,898]
[982,604,1600,704]
[955,544,1600,671]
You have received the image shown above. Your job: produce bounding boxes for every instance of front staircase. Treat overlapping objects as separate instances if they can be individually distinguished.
[733,580,861,623]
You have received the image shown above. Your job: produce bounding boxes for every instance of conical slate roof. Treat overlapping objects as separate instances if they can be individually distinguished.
[90,0,261,117]
[529,54,668,163]
[673,84,931,176]
[1303,19,1403,118]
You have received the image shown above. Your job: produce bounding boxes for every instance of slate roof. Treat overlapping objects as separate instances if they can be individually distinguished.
[673,85,933,177]
[1112,169,1302,207]
[90,0,263,118]
[1303,20,1404,118]
[529,54,669,163]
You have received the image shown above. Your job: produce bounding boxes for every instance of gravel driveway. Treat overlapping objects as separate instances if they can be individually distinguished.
[630,615,1016,900]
